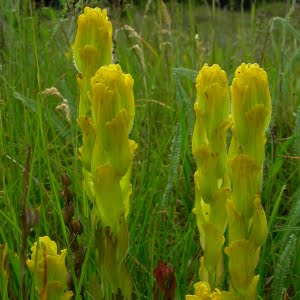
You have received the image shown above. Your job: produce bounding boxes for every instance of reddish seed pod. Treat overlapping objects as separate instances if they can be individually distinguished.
[154,260,176,300]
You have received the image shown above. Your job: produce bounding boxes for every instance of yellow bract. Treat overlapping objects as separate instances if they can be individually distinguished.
[229,154,260,219]
[26,236,73,300]
[225,241,260,296]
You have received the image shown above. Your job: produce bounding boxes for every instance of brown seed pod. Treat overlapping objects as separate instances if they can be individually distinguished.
[61,187,73,204]
[74,246,85,268]
[70,219,83,235]
[62,172,71,187]
[67,202,75,218]
[62,203,75,225]
[68,202,75,218]
[62,207,71,225]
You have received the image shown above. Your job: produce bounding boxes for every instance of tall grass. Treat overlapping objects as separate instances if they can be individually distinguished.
[0,0,300,299]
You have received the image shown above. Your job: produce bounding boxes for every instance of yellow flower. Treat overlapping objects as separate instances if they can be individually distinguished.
[185,282,239,300]
[73,7,113,117]
[26,236,72,300]
[73,7,112,75]
[88,64,137,233]
[90,64,135,135]
[90,64,136,176]
[192,64,231,289]
[186,281,212,300]
[230,63,271,164]
[193,64,231,202]
[194,64,230,148]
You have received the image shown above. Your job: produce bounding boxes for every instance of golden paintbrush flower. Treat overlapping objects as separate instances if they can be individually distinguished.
[230,63,271,164]
[186,281,212,300]
[26,236,72,300]
[73,7,112,75]
[189,63,271,299]
[192,64,231,291]
[74,7,113,117]
[89,64,137,234]
[73,7,136,298]
[226,63,271,299]
[90,64,135,175]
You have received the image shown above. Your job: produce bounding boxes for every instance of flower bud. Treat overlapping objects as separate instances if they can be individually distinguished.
[154,260,176,300]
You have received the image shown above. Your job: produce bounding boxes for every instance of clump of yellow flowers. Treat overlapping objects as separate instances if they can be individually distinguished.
[26,236,73,300]
[187,63,271,299]
[73,7,136,299]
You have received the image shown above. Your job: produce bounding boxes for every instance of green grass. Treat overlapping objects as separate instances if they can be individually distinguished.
[0,0,300,299]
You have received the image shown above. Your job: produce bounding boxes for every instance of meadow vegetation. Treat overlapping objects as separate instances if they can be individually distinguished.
[0,0,300,299]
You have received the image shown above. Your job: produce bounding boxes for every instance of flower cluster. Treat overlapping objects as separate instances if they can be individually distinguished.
[187,63,271,299]
[73,7,136,299]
